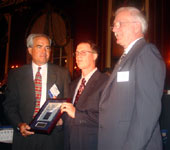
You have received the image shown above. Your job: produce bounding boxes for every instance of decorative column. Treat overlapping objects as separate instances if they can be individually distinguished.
[105,0,112,68]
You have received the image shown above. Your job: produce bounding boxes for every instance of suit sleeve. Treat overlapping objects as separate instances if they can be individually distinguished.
[70,74,108,127]
[123,44,165,149]
[73,107,99,126]
[3,70,22,128]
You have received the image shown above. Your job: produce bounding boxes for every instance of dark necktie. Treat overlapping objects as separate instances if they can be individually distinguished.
[74,78,86,105]
[33,67,42,117]
[118,52,126,64]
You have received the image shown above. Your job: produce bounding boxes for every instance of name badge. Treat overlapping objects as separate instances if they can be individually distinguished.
[117,71,129,82]
[48,84,60,98]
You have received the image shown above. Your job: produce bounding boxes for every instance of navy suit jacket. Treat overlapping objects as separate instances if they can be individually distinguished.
[98,38,166,150]
[64,70,108,150]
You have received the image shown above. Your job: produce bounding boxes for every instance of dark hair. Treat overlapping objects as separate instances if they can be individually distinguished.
[77,40,99,64]
[78,40,99,54]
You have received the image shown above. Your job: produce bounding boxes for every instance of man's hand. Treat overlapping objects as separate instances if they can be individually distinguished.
[61,102,76,118]
[18,123,34,137]
[56,118,63,126]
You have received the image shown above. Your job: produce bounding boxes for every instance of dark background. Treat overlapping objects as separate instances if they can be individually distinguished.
[0,0,169,81]
[0,0,170,149]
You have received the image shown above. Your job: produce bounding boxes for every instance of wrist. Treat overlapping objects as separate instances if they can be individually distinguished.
[17,123,23,131]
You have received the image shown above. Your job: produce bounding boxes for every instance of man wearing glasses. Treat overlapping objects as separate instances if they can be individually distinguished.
[98,7,165,150]
[61,41,108,150]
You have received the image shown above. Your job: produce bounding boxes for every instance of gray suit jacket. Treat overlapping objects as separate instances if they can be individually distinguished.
[98,38,165,150]
[3,63,70,150]
[64,70,108,150]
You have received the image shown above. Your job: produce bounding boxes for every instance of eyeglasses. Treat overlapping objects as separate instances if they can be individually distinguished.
[73,51,96,56]
[110,21,138,30]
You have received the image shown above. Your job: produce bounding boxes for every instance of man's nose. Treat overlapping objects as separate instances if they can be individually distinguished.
[41,47,47,52]
[112,26,118,32]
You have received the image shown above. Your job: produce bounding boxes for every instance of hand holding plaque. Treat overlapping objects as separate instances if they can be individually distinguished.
[30,98,71,134]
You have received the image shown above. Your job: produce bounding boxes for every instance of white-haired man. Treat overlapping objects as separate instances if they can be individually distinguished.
[98,7,165,150]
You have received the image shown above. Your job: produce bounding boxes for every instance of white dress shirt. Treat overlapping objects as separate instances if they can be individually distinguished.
[124,37,143,54]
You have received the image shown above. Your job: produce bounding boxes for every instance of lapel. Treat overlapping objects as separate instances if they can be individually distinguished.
[70,78,81,99]
[25,64,36,99]
[100,38,146,102]
[76,70,100,107]
[47,63,57,99]
[117,38,146,72]
[21,64,37,115]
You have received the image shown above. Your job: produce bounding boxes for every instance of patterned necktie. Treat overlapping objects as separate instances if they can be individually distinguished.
[74,78,86,105]
[33,67,42,117]
[118,52,126,64]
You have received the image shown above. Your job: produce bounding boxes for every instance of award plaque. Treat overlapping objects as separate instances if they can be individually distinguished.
[30,98,71,134]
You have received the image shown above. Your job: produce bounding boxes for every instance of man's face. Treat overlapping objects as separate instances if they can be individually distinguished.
[112,10,137,48]
[75,43,97,71]
[28,36,51,66]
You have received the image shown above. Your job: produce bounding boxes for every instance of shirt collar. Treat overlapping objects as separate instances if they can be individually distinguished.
[32,62,47,68]
[81,67,97,84]
[124,37,143,54]
[32,62,47,73]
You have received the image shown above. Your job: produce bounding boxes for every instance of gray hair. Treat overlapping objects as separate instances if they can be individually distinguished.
[26,33,52,48]
[115,7,148,34]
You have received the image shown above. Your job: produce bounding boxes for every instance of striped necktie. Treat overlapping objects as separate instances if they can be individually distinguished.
[74,78,86,106]
[118,52,126,64]
[33,67,42,117]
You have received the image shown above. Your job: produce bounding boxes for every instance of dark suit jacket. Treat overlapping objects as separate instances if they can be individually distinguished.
[64,70,108,150]
[3,63,70,150]
[98,38,166,150]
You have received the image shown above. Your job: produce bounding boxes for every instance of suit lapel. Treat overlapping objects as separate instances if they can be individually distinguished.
[47,64,57,99]
[25,64,35,98]
[118,38,146,72]
[70,78,80,99]
[100,38,146,103]
[23,64,36,115]
[76,70,100,106]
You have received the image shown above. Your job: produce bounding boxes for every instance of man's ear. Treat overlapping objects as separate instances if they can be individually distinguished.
[28,48,32,55]
[135,22,141,33]
[93,53,98,61]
